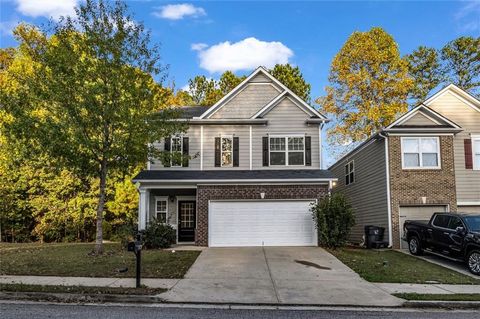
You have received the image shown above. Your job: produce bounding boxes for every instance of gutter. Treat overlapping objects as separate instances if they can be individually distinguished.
[132,178,338,184]
[379,132,393,248]
[173,119,268,125]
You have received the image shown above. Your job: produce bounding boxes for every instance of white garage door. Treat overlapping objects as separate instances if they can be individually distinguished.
[399,205,448,249]
[209,200,317,247]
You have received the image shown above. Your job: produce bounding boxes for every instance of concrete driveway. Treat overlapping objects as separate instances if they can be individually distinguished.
[160,247,402,306]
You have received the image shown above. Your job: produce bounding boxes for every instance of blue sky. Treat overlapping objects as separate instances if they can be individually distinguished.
[1,0,479,165]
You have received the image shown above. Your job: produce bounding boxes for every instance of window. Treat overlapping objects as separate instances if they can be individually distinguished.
[221,136,233,167]
[269,136,304,166]
[155,198,168,223]
[473,136,480,170]
[171,136,183,167]
[345,161,355,185]
[433,214,450,228]
[401,137,440,169]
[447,217,463,230]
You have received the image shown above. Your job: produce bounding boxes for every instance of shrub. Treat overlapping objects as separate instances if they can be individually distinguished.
[311,193,355,249]
[143,219,176,249]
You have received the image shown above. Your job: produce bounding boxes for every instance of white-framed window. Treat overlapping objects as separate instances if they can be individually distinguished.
[473,136,480,170]
[345,160,354,185]
[155,197,168,223]
[221,135,233,167]
[269,135,305,166]
[401,137,441,169]
[171,136,183,167]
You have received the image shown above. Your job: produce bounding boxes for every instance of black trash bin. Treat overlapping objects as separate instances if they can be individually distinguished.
[364,225,386,249]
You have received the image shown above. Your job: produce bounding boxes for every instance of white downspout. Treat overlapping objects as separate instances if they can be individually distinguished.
[380,132,393,247]
[200,125,204,170]
[319,122,324,169]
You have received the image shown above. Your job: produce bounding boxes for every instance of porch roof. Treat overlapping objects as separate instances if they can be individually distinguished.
[133,169,336,183]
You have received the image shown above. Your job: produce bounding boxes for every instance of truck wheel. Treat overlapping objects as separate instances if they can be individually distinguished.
[467,250,480,276]
[408,236,423,256]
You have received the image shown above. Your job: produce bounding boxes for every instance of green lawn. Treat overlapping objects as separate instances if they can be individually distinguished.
[394,293,480,301]
[329,248,480,285]
[0,243,200,278]
[0,283,166,295]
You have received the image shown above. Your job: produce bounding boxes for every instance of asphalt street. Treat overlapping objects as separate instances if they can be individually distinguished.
[1,302,479,319]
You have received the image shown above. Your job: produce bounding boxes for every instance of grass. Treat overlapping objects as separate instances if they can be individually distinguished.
[329,247,480,285]
[0,283,166,295]
[394,293,480,301]
[0,242,200,278]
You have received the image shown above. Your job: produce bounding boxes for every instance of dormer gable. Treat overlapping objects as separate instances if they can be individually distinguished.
[198,66,328,122]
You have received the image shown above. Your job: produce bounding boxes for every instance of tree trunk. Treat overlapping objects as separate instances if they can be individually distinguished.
[95,159,108,254]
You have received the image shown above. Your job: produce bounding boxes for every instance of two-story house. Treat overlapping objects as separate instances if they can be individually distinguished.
[133,67,336,247]
[329,84,480,249]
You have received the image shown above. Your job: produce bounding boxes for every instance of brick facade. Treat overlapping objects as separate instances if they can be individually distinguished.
[195,184,329,246]
[388,136,457,248]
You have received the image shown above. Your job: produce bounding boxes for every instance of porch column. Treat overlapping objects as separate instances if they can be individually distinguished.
[138,188,150,230]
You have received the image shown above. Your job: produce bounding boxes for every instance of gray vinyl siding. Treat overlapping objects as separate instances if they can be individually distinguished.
[211,84,280,119]
[427,91,480,203]
[402,112,438,126]
[249,73,272,83]
[330,138,389,243]
[252,97,321,169]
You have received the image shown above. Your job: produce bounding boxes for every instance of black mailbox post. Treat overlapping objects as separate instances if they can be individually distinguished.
[127,232,143,288]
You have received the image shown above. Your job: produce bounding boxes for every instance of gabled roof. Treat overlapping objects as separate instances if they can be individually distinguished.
[198,66,329,121]
[179,106,210,119]
[424,84,480,113]
[385,104,462,130]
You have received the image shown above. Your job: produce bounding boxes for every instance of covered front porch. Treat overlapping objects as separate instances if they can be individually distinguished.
[137,187,197,244]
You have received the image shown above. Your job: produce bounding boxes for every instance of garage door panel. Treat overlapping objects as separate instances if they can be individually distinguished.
[399,205,447,249]
[209,200,316,247]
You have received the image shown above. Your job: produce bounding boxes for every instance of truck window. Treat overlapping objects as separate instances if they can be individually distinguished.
[447,217,463,230]
[432,214,450,228]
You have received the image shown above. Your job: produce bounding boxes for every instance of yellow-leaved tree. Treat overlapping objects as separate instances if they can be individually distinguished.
[317,27,414,148]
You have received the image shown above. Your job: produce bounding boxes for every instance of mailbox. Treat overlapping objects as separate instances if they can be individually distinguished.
[127,241,135,252]
[127,232,143,288]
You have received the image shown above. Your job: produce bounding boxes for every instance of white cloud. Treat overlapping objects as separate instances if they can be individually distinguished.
[454,1,480,32]
[193,37,294,73]
[15,0,78,19]
[153,3,206,20]
[191,43,208,51]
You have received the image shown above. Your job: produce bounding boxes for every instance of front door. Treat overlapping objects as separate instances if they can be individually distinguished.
[178,201,196,242]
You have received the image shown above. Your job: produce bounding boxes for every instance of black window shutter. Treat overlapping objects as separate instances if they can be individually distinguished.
[464,139,473,169]
[182,137,189,167]
[164,136,171,167]
[305,136,312,166]
[214,137,221,167]
[233,137,239,167]
[262,136,269,166]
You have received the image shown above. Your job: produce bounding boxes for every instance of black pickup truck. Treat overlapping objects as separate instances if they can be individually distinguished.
[403,212,480,275]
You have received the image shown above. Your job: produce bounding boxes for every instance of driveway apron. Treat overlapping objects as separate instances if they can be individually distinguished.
[159,247,403,306]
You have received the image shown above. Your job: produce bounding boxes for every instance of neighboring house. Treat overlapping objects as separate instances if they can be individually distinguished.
[329,84,480,249]
[133,67,336,247]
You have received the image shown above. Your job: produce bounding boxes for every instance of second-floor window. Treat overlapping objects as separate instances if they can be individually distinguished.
[345,160,354,185]
[171,136,183,167]
[221,136,233,167]
[269,136,304,166]
[473,136,480,170]
[401,137,440,169]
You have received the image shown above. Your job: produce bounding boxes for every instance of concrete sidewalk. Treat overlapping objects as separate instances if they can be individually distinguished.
[374,283,480,294]
[0,275,178,289]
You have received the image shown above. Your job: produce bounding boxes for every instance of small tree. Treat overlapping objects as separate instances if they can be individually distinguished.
[311,193,355,249]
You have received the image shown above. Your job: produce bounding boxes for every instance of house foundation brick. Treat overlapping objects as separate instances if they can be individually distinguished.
[388,136,457,248]
[195,184,329,246]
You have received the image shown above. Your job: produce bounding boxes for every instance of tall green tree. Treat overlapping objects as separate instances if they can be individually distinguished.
[269,64,311,102]
[1,1,183,253]
[188,75,220,106]
[405,46,443,102]
[318,27,413,145]
[218,71,246,96]
[441,36,480,94]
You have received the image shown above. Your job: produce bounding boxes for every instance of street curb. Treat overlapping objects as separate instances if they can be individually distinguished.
[2,291,480,310]
[0,291,163,304]
[403,300,480,310]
